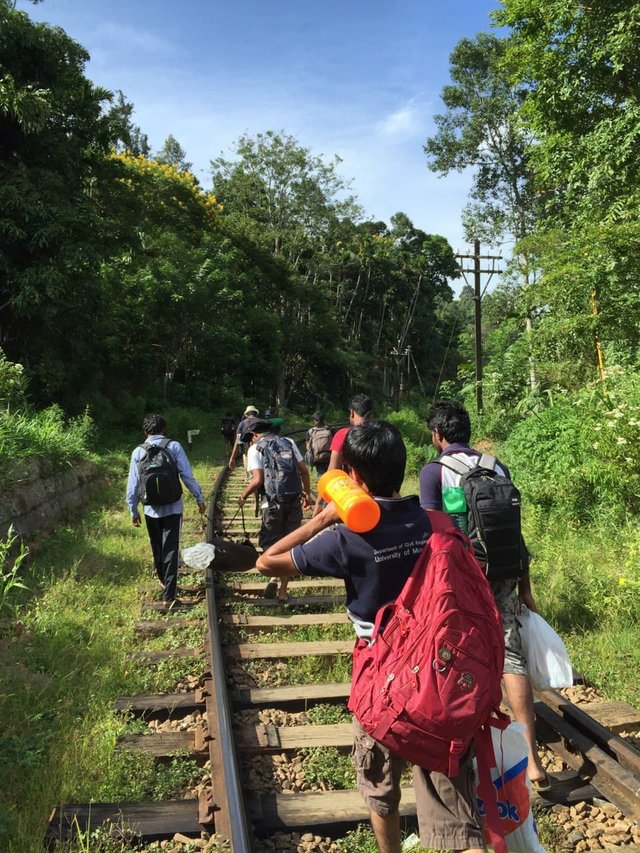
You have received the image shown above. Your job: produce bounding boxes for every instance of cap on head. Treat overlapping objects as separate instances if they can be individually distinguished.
[244,405,259,416]
[264,410,273,419]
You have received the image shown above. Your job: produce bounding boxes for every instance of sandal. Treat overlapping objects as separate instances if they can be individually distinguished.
[530,772,552,792]
[263,580,278,599]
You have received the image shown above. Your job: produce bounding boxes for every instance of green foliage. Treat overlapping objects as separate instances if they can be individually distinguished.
[0,526,29,615]
[503,369,640,524]
[0,404,95,482]
[301,746,356,790]
[0,347,27,409]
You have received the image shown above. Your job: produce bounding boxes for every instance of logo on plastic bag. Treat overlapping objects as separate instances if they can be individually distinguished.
[477,756,530,835]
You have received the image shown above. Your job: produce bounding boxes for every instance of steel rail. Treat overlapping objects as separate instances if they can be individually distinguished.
[202,462,252,851]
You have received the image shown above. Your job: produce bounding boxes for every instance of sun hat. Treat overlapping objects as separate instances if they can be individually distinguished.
[243,405,259,416]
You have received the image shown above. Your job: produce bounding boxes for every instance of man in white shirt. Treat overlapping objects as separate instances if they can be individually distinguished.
[238,420,311,601]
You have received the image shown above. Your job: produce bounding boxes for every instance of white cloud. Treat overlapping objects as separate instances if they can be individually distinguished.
[378,106,418,137]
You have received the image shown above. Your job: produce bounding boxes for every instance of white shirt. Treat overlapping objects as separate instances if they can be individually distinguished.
[247,434,303,471]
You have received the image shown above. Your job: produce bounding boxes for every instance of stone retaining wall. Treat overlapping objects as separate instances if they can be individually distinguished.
[1,457,103,541]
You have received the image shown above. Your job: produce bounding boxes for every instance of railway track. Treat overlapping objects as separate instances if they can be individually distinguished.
[46,462,640,851]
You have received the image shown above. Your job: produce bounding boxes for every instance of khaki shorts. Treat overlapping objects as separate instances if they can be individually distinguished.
[351,719,484,850]
[490,579,528,676]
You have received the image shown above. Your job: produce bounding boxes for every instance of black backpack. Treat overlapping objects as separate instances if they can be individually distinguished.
[221,416,235,436]
[138,439,183,506]
[257,435,302,503]
[435,453,523,581]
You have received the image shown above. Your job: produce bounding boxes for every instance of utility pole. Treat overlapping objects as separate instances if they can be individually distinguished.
[455,240,502,414]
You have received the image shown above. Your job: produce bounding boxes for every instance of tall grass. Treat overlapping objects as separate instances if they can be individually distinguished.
[1,405,95,481]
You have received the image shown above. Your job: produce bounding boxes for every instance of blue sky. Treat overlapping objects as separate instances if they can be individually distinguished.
[26,0,502,254]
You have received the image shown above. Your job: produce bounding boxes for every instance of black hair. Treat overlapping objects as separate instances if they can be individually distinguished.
[251,420,271,434]
[143,413,166,435]
[350,393,373,418]
[313,410,325,424]
[427,400,471,444]
[342,420,405,497]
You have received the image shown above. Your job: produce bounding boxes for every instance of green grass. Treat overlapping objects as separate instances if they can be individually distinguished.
[0,424,223,852]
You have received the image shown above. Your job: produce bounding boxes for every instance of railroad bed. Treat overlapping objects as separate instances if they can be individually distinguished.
[47,464,640,852]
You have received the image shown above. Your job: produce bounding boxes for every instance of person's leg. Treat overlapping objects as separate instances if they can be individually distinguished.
[491,579,548,785]
[159,513,182,601]
[276,501,303,600]
[144,514,164,586]
[352,718,404,853]
[368,812,401,853]
[503,672,547,783]
[259,503,282,598]
[412,751,485,852]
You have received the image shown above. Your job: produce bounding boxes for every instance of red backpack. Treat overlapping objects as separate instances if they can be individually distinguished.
[348,511,509,849]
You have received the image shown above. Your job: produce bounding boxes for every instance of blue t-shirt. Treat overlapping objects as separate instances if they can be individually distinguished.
[291,495,432,639]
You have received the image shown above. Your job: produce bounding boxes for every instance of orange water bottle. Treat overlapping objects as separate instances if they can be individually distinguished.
[317,469,381,533]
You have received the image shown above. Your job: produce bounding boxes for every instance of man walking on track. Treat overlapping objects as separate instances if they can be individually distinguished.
[238,419,311,603]
[127,413,207,609]
[419,399,551,792]
[256,421,486,853]
[228,404,260,471]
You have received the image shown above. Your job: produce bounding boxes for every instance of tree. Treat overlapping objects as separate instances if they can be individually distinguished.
[497,0,640,226]
[425,32,539,245]
[155,133,191,172]
[0,0,124,406]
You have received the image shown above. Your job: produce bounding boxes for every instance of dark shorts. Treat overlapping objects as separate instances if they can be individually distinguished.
[259,499,303,550]
[351,718,484,850]
[490,578,527,676]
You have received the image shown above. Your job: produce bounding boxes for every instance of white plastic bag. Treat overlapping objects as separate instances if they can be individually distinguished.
[181,542,216,569]
[519,606,573,690]
[474,722,547,852]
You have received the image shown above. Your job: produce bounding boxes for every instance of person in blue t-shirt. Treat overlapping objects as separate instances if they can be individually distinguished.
[419,399,550,792]
[257,421,484,853]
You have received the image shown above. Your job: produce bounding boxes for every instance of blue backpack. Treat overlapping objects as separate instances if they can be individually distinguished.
[257,435,302,503]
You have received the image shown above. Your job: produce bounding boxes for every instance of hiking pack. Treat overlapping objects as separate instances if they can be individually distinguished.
[307,425,333,465]
[221,416,235,436]
[257,435,302,503]
[435,452,523,581]
[138,440,182,506]
[348,510,509,852]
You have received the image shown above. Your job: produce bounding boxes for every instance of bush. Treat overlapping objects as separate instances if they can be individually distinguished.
[502,369,640,524]
[0,405,95,481]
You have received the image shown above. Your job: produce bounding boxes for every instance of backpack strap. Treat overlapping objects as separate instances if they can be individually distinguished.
[478,452,496,470]
[435,454,474,476]
[475,722,508,853]
[426,509,456,532]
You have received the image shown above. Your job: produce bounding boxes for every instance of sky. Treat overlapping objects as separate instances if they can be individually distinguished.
[25,0,503,257]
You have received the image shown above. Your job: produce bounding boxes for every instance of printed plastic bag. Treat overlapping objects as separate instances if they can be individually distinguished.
[519,606,573,690]
[475,722,547,852]
[181,542,216,569]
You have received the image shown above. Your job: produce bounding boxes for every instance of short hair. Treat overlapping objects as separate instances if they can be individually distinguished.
[342,420,405,497]
[350,393,373,418]
[313,410,325,424]
[428,401,471,444]
[143,413,166,435]
[251,420,271,434]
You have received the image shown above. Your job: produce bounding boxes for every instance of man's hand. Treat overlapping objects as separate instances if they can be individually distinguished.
[228,458,236,470]
[311,494,325,518]
[132,515,141,528]
[198,502,207,515]
[302,492,312,511]
[317,500,340,526]
[238,495,247,506]
[519,589,537,613]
